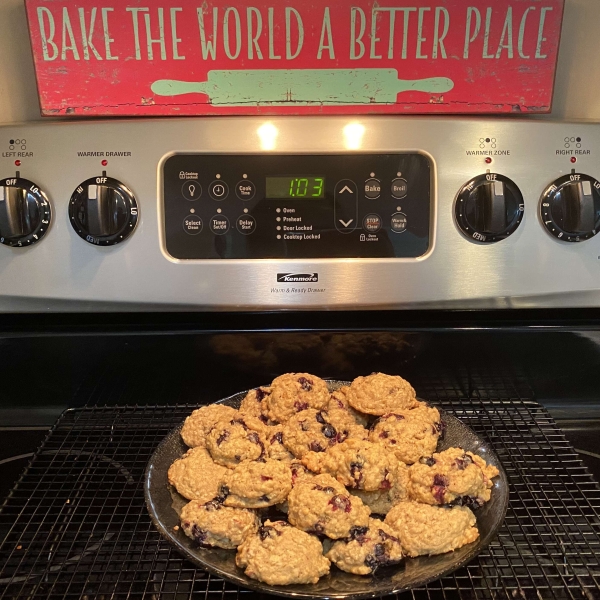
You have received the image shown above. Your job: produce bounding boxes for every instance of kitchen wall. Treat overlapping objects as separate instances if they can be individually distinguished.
[0,0,599,123]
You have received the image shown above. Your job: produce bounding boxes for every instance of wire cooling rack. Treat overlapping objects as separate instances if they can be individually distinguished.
[0,395,599,599]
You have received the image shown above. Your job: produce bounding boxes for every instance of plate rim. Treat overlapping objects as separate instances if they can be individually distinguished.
[144,383,509,599]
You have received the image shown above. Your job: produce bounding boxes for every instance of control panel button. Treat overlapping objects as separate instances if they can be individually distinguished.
[455,173,524,244]
[210,215,230,235]
[364,178,381,199]
[363,214,382,233]
[182,180,201,201]
[209,181,229,201]
[69,176,139,246]
[391,212,408,233]
[236,214,256,235]
[183,214,203,235]
[540,173,600,242]
[236,180,256,201]
[391,178,408,199]
[334,180,358,234]
[0,177,52,247]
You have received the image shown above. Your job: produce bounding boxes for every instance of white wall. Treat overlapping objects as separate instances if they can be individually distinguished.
[1,0,599,123]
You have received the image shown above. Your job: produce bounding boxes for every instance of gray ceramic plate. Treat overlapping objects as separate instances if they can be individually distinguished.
[145,381,509,599]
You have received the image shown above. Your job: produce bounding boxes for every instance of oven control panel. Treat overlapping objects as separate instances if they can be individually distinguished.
[163,154,431,260]
[4,117,600,311]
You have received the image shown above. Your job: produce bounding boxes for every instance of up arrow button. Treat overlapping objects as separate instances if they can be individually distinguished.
[334,179,358,234]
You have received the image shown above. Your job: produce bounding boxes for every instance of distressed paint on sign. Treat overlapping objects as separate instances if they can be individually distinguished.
[24,0,565,116]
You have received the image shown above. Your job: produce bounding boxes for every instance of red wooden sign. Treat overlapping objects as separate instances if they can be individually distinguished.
[25,0,564,117]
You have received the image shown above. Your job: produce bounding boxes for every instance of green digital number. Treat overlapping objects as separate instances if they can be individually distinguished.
[312,178,324,197]
[289,179,295,197]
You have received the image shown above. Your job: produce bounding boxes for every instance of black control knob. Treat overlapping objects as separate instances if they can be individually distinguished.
[455,174,524,243]
[0,177,52,247]
[69,176,138,246]
[540,173,600,242]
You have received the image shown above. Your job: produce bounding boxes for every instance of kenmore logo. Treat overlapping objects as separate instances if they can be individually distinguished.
[277,273,318,283]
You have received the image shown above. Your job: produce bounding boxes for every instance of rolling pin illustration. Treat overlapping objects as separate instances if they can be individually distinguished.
[151,69,454,106]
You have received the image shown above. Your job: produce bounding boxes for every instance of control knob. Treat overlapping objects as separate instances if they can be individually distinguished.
[540,173,600,242]
[455,174,524,243]
[69,176,138,246]
[0,177,52,247]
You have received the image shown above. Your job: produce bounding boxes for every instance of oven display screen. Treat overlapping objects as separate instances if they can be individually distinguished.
[266,176,325,199]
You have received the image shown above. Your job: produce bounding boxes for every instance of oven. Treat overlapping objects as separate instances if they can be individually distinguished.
[0,117,599,599]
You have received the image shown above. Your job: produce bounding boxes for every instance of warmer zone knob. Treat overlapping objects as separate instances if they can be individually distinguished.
[0,177,52,247]
[540,173,600,242]
[455,173,524,243]
[69,176,138,246]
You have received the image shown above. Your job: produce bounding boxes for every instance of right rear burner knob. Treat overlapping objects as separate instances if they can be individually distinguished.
[455,173,524,243]
[540,173,600,242]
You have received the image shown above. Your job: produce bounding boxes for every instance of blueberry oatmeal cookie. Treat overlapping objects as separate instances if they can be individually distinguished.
[222,458,292,508]
[347,373,418,416]
[180,499,259,549]
[167,447,229,502]
[206,417,267,468]
[236,520,331,585]
[325,518,404,574]
[328,386,370,428]
[384,501,479,557]
[265,373,330,423]
[287,474,371,539]
[408,447,499,507]
[265,425,294,462]
[369,404,443,465]
[282,408,343,458]
[302,439,396,491]
[239,387,272,424]
[350,462,410,515]
[181,404,239,448]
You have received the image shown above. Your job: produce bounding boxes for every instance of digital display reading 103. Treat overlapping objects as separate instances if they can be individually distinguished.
[266,176,325,199]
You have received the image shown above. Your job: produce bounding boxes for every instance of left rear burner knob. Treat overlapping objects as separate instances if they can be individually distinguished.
[0,177,52,247]
[69,176,138,246]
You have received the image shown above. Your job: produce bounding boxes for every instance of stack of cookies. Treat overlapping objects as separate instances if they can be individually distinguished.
[167,372,499,586]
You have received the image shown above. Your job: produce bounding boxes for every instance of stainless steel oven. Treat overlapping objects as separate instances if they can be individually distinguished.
[0,118,599,599]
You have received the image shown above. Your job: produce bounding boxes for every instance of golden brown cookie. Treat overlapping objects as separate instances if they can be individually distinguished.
[180,499,259,549]
[239,387,272,424]
[384,501,479,557]
[369,404,443,465]
[222,458,292,508]
[206,416,267,468]
[350,462,410,515]
[328,386,370,428]
[302,439,396,491]
[287,474,371,539]
[236,520,330,585]
[346,373,418,416]
[407,447,499,507]
[181,404,239,448]
[167,447,228,502]
[265,373,330,423]
[282,408,342,458]
[325,518,404,574]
